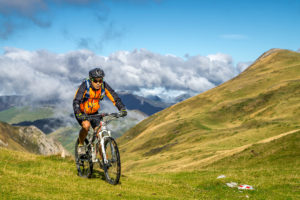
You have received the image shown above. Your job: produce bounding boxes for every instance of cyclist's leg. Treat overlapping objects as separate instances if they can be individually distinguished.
[79,120,90,145]
[75,114,91,145]
[90,117,102,159]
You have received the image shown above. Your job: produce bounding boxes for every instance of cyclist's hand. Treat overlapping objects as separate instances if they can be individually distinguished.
[76,113,87,120]
[119,109,127,117]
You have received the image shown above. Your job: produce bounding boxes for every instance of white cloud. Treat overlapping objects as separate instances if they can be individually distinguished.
[0,47,240,109]
[134,87,191,103]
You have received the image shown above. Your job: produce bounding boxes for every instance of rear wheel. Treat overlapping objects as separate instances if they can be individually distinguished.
[75,138,93,178]
[102,137,121,185]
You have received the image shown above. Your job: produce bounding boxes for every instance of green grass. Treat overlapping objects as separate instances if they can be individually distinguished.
[1,131,299,199]
[205,131,300,199]
[0,106,54,124]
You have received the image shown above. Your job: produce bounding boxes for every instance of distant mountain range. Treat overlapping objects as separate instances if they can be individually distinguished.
[13,118,65,134]
[0,95,24,111]
[0,95,66,111]
[118,92,173,115]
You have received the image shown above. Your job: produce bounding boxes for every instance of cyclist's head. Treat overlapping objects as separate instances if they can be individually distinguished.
[89,68,104,90]
[89,68,105,80]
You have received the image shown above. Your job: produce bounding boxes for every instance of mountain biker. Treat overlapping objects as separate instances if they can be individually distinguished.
[73,67,127,155]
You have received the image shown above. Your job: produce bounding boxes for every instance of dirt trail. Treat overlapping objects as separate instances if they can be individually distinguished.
[176,129,300,171]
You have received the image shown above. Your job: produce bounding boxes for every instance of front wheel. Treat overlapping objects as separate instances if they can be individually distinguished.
[75,138,93,178]
[102,137,121,185]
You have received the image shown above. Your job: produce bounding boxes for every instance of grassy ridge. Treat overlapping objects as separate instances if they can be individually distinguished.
[0,131,299,199]
[118,49,300,172]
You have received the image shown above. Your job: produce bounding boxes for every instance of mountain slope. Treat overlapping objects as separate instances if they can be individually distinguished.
[13,118,65,134]
[0,121,67,155]
[118,49,300,172]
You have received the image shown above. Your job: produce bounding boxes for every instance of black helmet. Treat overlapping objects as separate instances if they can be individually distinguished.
[89,68,105,79]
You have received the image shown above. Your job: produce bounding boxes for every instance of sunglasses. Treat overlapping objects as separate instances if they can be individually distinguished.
[91,78,103,83]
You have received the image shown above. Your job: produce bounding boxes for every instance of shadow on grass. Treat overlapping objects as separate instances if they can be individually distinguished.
[91,169,106,180]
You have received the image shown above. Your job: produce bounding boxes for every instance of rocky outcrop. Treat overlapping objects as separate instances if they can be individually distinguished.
[18,126,68,156]
[0,121,69,156]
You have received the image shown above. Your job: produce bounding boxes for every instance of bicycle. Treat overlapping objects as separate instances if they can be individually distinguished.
[75,112,122,185]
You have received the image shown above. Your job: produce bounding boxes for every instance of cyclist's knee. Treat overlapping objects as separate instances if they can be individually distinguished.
[81,121,90,131]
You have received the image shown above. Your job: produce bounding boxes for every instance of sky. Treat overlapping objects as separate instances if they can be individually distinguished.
[1,0,300,61]
[0,0,300,106]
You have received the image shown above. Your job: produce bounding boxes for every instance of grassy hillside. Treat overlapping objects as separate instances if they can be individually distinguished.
[0,130,299,199]
[118,49,300,172]
[0,106,54,124]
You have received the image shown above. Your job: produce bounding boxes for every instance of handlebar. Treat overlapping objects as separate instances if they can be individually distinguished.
[76,112,124,122]
[97,112,120,117]
[87,112,121,120]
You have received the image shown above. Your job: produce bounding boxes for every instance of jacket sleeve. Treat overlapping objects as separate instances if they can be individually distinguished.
[73,82,86,114]
[104,82,126,111]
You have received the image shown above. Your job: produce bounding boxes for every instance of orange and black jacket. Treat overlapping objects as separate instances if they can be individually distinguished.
[73,79,125,115]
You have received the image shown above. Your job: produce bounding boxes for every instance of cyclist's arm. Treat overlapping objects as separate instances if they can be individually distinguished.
[104,82,125,111]
[73,82,86,114]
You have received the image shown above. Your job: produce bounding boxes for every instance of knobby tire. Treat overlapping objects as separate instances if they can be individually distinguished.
[102,137,121,185]
[75,138,93,178]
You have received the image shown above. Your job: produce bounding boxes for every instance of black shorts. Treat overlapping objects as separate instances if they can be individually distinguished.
[75,113,101,129]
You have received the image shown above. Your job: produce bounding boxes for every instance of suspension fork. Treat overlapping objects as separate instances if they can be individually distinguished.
[101,136,109,164]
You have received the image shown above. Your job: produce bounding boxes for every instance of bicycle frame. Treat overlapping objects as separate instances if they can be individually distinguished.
[87,114,118,164]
